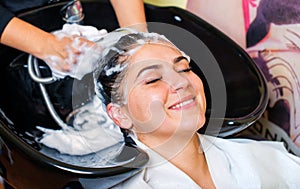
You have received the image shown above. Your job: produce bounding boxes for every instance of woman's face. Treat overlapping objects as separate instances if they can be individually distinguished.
[117,43,206,144]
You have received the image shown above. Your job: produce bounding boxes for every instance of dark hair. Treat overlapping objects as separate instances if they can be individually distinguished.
[246,0,300,47]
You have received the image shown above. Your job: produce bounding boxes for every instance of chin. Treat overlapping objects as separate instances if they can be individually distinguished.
[196,114,206,130]
[181,117,205,133]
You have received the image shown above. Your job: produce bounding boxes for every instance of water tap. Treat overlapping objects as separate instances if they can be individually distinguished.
[60,0,84,24]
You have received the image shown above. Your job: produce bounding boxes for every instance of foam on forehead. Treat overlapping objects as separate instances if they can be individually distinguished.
[96,28,190,77]
[96,28,174,58]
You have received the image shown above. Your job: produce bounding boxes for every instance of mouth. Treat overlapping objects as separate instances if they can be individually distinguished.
[168,96,196,110]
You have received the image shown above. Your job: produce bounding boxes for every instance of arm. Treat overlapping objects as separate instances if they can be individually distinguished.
[110,0,147,31]
[0,17,72,70]
[0,1,146,71]
[0,16,96,71]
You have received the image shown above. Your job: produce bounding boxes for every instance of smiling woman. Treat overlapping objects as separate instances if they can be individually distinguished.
[93,29,300,188]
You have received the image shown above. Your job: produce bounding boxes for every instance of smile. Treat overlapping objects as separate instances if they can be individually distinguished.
[169,98,195,110]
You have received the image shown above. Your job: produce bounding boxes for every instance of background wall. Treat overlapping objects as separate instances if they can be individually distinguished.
[244,0,300,156]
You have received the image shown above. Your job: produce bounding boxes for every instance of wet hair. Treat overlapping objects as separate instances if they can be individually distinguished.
[93,29,175,106]
[246,0,300,47]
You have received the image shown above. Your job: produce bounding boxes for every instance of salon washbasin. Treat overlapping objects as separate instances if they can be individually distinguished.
[0,0,267,188]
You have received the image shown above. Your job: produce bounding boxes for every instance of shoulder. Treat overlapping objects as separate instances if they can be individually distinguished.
[202,134,300,187]
[201,133,300,172]
[202,134,288,152]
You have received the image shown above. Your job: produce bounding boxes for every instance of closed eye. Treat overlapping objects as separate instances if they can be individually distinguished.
[177,67,192,73]
[145,77,162,84]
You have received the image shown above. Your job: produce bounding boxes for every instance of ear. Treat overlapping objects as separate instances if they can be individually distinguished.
[107,103,133,129]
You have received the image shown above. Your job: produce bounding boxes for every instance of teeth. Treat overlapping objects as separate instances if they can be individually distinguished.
[170,99,194,109]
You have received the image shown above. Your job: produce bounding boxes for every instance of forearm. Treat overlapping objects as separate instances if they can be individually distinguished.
[0,17,57,59]
[110,0,147,31]
[0,17,88,71]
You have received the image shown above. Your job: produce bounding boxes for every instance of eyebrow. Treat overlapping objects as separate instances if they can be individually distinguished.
[136,56,189,79]
[136,64,161,79]
[173,56,189,64]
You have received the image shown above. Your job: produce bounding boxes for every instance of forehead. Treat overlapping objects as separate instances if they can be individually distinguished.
[129,43,181,64]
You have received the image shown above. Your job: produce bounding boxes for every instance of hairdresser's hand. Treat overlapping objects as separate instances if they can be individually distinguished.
[1,18,106,79]
[41,24,108,79]
[40,33,96,72]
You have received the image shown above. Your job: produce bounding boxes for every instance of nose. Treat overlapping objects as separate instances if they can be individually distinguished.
[168,71,189,93]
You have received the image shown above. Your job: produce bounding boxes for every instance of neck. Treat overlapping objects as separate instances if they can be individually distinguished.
[138,131,204,162]
[170,134,215,188]
[170,134,206,175]
[142,133,215,189]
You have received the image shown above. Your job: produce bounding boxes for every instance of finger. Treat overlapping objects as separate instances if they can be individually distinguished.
[45,56,70,72]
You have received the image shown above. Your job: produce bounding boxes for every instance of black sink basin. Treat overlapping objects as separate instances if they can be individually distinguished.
[0,0,267,188]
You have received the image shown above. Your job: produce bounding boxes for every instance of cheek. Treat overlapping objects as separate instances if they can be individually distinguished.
[189,74,206,106]
[127,86,168,131]
[189,74,204,92]
[127,89,149,119]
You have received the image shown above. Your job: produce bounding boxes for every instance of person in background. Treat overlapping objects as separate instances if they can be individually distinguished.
[0,0,146,72]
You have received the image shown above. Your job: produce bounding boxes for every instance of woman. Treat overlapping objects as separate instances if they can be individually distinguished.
[94,29,300,188]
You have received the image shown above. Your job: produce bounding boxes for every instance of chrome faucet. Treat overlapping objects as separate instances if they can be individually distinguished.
[60,0,84,24]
